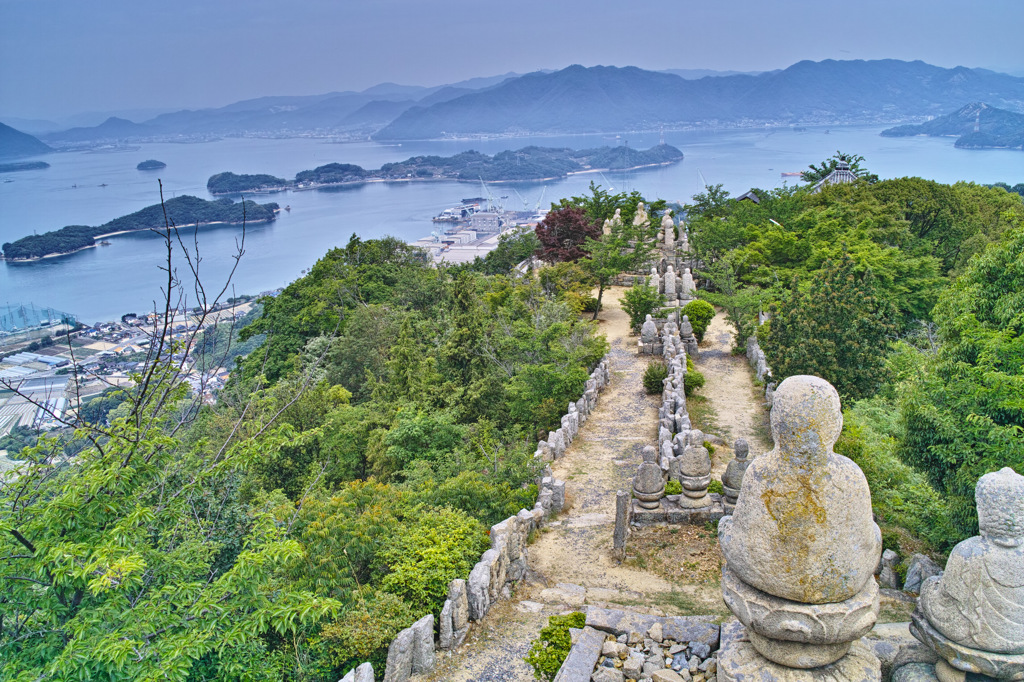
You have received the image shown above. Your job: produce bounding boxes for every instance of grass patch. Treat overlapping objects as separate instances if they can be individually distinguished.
[686,394,719,435]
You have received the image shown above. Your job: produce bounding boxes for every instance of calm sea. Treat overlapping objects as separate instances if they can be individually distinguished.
[1,126,1020,323]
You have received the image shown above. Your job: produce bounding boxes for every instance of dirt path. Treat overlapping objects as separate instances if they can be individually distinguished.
[693,312,772,476]
[426,288,684,682]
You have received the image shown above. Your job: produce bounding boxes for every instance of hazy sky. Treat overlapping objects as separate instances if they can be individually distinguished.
[2,0,1022,121]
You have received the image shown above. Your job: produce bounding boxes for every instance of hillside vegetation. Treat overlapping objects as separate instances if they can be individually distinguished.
[687,165,1024,553]
[0,228,616,680]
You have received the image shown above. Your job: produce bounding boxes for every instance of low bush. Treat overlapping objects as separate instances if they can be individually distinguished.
[708,479,724,495]
[665,480,682,495]
[682,299,715,342]
[684,370,705,396]
[524,612,586,681]
[643,362,668,394]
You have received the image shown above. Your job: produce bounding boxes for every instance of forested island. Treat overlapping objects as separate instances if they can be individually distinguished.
[136,159,166,170]
[882,102,1024,150]
[1,195,279,261]
[207,144,683,194]
[0,161,50,173]
[207,171,289,194]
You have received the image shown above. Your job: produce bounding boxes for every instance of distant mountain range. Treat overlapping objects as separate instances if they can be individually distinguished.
[0,122,52,159]
[881,102,1024,150]
[16,60,1024,144]
[374,60,1024,139]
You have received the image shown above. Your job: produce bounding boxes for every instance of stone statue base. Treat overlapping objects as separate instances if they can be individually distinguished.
[633,489,664,510]
[630,494,724,526]
[718,622,881,682]
[911,610,1024,680]
[721,565,879,667]
[677,492,713,509]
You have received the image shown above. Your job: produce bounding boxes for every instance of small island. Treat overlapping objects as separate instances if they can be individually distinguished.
[882,102,1024,150]
[207,144,684,194]
[2,195,279,262]
[0,161,50,173]
[137,159,167,171]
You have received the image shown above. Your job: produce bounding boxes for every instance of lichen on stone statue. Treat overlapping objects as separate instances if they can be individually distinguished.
[716,375,882,674]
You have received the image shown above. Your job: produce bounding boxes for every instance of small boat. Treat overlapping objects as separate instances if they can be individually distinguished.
[99,241,111,246]
[780,172,803,178]
[99,183,108,187]
[284,205,291,212]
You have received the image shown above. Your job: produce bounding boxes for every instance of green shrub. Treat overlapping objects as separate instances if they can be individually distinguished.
[621,281,665,332]
[665,480,682,495]
[708,479,724,495]
[703,440,715,456]
[314,590,416,676]
[684,370,705,396]
[377,507,489,613]
[643,361,668,394]
[525,612,586,681]
[682,299,715,342]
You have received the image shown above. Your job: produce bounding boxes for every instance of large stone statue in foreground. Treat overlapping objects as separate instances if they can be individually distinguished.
[910,466,1024,681]
[717,375,882,680]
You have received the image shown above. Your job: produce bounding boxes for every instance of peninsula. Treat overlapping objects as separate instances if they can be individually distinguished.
[206,144,684,194]
[2,195,279,261]
[881,102,1024,150]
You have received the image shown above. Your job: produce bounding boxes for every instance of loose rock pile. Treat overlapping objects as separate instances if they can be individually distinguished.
[591,626,719,682]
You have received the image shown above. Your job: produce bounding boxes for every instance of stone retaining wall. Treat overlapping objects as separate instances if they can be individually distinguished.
[373,355,615,682]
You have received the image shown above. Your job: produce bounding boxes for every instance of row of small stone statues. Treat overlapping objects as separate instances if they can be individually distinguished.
[647,265,697,303]
[633,316,713,509]
[710,374,1023,682]
[640,311,699,358]
[601,203,690,252]
[534,359,610,462]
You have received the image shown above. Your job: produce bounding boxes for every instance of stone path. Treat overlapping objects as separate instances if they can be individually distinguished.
[423,298,772,682]
[423,288,676,682]
[693,312,772,476]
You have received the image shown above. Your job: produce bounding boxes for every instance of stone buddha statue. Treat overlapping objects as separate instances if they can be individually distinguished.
[633,202,648,227]
[719,375,880,603]
[915,467,1024,668]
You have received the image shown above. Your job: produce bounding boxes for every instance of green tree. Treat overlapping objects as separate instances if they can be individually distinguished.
[681,299,715,342]
[621,280,665,332]
[802,151,878,184]
[761,253,893,402]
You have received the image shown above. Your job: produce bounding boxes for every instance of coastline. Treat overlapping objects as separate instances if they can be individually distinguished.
[228,158,684,195]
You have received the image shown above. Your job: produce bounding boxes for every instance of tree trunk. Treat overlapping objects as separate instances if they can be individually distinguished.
[592,282,605,321]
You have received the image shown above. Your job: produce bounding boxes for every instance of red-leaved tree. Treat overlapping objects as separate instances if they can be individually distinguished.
[534,206,601,263]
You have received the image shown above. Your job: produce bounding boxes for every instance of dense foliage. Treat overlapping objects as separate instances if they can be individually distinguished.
[0,227,609,680]
[761,254,893,403]
[899,219,1024,542]
[2,196,279,260]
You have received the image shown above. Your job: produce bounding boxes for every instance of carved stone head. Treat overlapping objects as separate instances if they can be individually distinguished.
[769,375,842,466]
[977,467,1024,547]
